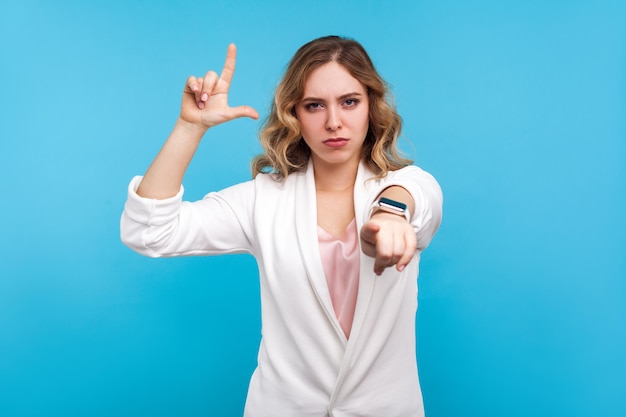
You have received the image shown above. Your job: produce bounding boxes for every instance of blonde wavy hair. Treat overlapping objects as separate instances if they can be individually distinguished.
[252,35,411,178]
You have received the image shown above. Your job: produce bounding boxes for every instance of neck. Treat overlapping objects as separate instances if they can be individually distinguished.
[312,156,360,192]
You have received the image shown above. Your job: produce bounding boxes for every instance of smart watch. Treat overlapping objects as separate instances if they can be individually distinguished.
[373,197,411,221]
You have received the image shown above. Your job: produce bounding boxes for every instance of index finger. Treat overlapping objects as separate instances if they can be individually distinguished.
[219,43,237,86]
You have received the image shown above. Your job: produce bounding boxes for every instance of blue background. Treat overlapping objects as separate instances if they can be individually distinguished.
[1,0,624,416]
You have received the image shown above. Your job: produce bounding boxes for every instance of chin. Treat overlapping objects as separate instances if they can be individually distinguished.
[315,153,361,167]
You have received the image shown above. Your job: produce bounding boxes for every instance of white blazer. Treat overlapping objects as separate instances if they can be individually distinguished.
[121,160,443,417]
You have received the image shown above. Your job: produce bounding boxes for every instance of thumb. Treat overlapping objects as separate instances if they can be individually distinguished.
[226,105,259,121]
[360,222,380,244]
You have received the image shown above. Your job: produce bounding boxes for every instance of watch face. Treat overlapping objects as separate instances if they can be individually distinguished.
[379,197,407,212]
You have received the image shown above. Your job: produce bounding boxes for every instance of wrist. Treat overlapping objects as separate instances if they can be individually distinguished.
[370,209,406,221]
[174,117,209,139]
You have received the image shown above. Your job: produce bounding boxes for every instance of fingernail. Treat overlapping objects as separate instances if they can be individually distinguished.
[198,101,205,109]
[398,265,406,272]
[192,84,198,91]
[201,93,208,101]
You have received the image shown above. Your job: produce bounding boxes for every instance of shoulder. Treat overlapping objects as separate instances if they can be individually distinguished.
[207,168,307,205]
[385,164,440,187]
[376,165,443,207]
[253,167,307,191]
[388,164,434,178]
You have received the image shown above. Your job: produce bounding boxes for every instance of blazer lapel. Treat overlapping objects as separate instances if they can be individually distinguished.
[347,162,378,345]
[294,160,347,342]
[327,162,380,401]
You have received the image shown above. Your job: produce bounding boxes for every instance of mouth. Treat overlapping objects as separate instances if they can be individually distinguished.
[323,137,349,147]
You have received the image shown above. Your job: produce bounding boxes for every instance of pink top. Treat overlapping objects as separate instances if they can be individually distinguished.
[317,218,360,339]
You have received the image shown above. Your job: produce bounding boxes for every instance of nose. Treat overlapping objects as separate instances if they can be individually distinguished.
[325,106,341,131]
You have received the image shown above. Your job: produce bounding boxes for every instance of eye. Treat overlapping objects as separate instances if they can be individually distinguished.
[304,102,324,111]
[343,98,359,107]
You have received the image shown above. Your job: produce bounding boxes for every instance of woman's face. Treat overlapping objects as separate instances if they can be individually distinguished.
[295,61,369,170]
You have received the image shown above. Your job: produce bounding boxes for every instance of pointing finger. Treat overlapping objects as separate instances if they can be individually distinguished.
[372,232,396,275]
[374,252,391,276]
[219,43,237,90]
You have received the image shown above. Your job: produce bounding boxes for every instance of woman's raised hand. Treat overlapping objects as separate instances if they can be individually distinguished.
[180,44,259,130]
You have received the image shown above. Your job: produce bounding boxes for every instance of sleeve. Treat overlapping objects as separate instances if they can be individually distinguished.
[120,176,256,258]
[367,166,443,252]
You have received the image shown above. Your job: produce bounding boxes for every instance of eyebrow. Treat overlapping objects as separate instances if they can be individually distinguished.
[300,92,364,102]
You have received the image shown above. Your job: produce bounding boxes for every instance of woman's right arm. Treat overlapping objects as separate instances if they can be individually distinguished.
[136,44,258,200]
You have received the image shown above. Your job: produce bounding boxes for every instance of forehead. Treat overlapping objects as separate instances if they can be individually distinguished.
[302,61,366,97]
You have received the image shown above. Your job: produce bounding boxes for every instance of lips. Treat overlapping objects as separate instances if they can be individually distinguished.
[323,137,349,147]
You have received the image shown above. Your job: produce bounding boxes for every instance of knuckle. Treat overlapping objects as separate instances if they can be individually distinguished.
[377,252,392,263]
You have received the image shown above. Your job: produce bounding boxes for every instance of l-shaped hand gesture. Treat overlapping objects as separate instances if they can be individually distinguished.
[180,44,259,129]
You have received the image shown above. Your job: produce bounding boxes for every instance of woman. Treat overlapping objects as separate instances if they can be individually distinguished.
[121,36,442,417]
